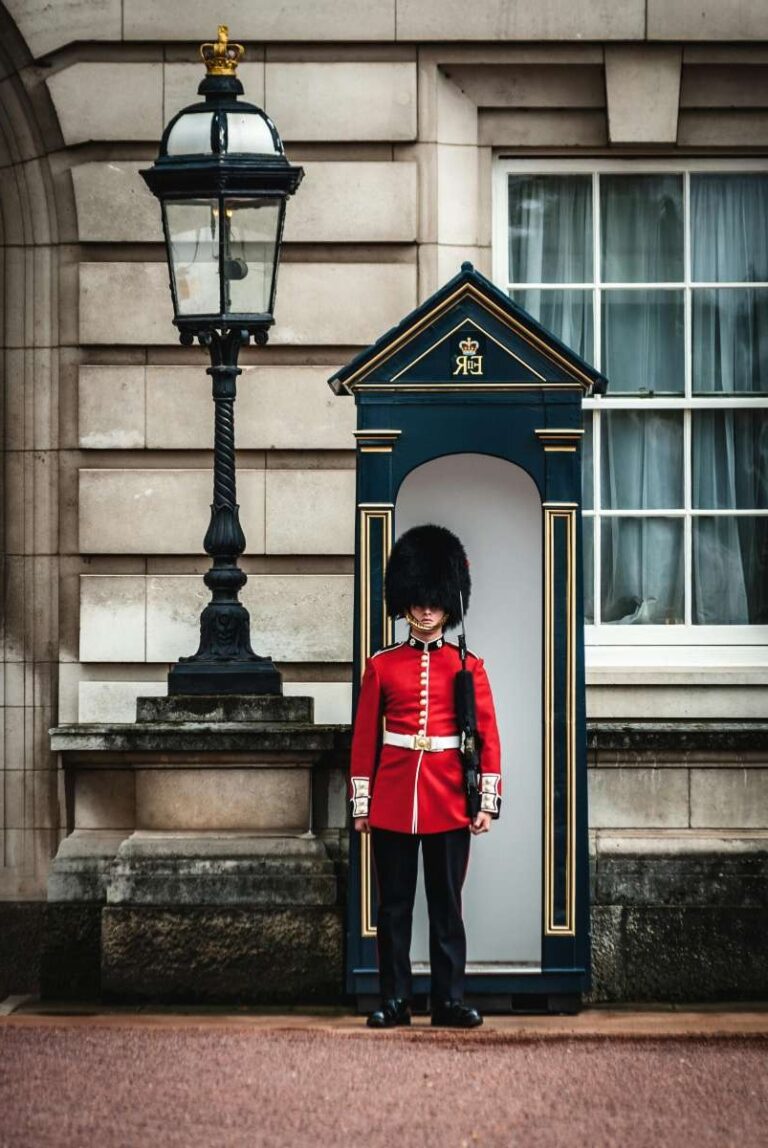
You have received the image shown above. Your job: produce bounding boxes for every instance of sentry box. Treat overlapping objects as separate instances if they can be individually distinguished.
[330,263,606,1014]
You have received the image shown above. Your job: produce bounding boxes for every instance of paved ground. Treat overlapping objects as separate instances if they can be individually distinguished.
[1,1005,766,1147]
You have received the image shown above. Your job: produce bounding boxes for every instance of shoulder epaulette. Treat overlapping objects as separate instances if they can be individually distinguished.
[371,640,405,659]
[445,640,481,659]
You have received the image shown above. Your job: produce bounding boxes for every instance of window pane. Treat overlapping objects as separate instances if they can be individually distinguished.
[601,411,683,510]
[582,516,594,624]
[692,288,768,395]
[601,517,684,624]
[507,174,592,284]
[601,174,683,283]
[165,199,220,315]
[693,410,768,509]
[582,414,593,510]
[693,517,768,624]
[602,289,684,394]
[510,289,593,360]
[223,198,280,315]
[691,173,768,283]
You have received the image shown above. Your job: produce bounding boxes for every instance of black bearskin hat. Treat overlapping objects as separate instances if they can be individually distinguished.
[385,523,470,630]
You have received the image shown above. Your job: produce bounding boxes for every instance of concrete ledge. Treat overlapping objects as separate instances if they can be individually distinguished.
[107,833,337,907]
[50,723,339,756]
[101,906,344,1004]
[587,721,768,752]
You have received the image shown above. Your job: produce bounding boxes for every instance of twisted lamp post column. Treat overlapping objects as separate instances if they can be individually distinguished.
[140,26,303,696]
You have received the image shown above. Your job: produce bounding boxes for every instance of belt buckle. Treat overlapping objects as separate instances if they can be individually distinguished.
[414,734,432,751]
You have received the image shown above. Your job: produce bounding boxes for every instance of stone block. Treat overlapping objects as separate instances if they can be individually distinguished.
[73,159,417,246]
[605,46,682,144]
[266,62,416,142]
[647,1,768,40]
[79,575,146,662]
[593,844,768,908]
[442,64,605,109]
[136,694,313,724]
[78,366,146,449]
[72,162,160,244]
[47,831,128,902]
[135,769,311,832]
[265,470,355,555]
[285,161,418,244]
[78,468,267,555]
[79,680,166,723]
[146,365,354,450]
[143,574,353,663]
[588,767,689,829]
[677,111,768,146]
[47,64,163,146]
[397,0,644,40]
[691,769,768,829]
[681,65,768,108]
[80,262,416,347]
[101,904,343,1002]
[74,771,136,831]
[79,263,174,345]
[123,0,395,41]
[588,904,768,1003]
[437,144,479,246]
[272,262,417,347]
[479,110,607,147]
[4,0,121,60]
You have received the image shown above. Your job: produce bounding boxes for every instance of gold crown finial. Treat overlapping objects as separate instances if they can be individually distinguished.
[200,26,245,76]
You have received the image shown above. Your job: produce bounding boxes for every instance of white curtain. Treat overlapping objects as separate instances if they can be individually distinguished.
[508,172,767,625]
[690,175,768,624]
[507,174,592,359]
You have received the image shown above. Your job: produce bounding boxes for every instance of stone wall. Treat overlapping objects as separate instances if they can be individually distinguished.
[0,0,766,1001]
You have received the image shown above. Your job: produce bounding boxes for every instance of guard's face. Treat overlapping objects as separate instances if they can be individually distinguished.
[408,604,447,630]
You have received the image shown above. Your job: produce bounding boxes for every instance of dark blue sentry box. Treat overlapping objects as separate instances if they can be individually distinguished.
[330,262,607,1014]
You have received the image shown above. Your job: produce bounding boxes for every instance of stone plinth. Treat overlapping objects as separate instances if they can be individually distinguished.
[45,695,347,1002]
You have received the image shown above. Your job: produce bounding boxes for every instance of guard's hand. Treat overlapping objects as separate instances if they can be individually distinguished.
[470,812,492,835]
[354,817,370,833]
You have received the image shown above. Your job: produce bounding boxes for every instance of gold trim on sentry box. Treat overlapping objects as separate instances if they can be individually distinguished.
[358,503,393,938]
[542,503,577,936]
[535,428,585,453]
[390,317,547,383]
[341,282,596,392]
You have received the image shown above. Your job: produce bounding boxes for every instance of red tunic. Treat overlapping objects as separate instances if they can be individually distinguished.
[349,635,502,835]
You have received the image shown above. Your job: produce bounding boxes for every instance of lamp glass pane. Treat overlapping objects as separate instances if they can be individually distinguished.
[222,198,282,315]
[164,199,220,316]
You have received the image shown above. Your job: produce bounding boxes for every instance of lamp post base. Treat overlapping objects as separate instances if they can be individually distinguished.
[168,658,282,696]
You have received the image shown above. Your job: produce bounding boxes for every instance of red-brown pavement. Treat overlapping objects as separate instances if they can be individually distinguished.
[1,1004,766,1148]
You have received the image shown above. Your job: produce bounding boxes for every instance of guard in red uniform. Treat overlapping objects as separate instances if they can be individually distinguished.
[349,524,502,1028]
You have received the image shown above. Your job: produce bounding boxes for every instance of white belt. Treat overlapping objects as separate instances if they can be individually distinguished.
[383,730,460,752]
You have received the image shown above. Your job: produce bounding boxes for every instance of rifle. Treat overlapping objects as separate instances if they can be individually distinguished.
[454,590,481,820]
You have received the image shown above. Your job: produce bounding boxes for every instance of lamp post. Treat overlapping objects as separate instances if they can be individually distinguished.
[141,27,303,696]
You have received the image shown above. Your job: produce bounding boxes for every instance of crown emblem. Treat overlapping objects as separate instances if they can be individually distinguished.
[459,335,480,355]
[200,26,245,76]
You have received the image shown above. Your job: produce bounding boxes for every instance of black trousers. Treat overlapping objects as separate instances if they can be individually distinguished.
[371,826,471,1003]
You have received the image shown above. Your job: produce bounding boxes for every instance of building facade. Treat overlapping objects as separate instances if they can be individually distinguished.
[0,0,766,1001]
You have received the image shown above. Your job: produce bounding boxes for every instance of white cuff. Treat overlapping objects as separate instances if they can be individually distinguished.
[351,777,370,818]
[480,773,501,816]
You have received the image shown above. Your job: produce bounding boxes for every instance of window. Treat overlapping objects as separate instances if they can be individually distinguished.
[494,160,768,650]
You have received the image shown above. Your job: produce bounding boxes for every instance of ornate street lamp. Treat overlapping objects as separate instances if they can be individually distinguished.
[141,27,303,695]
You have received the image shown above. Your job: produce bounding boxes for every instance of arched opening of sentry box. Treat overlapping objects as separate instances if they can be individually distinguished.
[394,453,542,974]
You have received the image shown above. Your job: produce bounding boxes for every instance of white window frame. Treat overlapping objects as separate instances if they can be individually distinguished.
[492,157,768,667]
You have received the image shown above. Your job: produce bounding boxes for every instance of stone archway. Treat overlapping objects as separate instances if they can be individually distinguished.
[0,3,68,931]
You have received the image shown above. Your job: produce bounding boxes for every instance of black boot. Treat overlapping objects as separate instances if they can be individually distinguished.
[367,998,412,1028]
[431,1000,483,1028]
